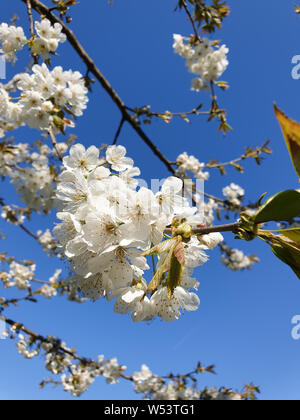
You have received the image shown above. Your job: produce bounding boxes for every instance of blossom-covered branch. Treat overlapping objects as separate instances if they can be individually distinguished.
[0,0,294,401]
[1,315,259,400]
[21,0,175,173]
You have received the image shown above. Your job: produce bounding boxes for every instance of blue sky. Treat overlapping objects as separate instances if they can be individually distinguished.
[1,0,300,400]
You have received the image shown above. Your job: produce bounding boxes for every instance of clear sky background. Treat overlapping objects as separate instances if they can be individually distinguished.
[1,0,300,401]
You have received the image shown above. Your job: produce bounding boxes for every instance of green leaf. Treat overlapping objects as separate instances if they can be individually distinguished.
[173,240,185,265]
[142,237,186,300]
[253,190,300,224]
[167,253,183,299]
[258,231,300,280]
[140,238,178,257]
[266,227,300,242]
[271,242,300,279]
[53,116,65,134]
[274,105,300,181]
[143,246,174,297]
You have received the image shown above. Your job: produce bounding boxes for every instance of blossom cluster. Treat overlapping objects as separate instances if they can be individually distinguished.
[0,141,30,178]
[54,143,223,322]
[0,139,71,213]
[37,229,57,254]
[13,327,245,400]
[173,34,229,91]
[61,357,126,397]
[39,269,61,299]
[0,63,88,132]
[11,153,55,212]
[221,248,256,271]
[132,364,242,400]
[223,183,245,207]
[176,151,210,181]
[133,364,201,400]
[0,18,87,134]
[0,23,27,64]
[14,328,126,397]
[16,334,40,359]
[0,256,62,301]
[0,19,66,65]
[0,117,20,139]
[6,262,36,290]
[32,19,67,60]
[1,204,27,226]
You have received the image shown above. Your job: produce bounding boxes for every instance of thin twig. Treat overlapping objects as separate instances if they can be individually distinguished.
[2,316,88,364]
[112,117,125,146]
[19,224,39,240]
[205,155,247,170]
[210,81,217,103]
[0,295,37,310]
[48,127,63,161]
[26,0,39,64]
[0,199,41,241]
[204,141,272,169]
[126,104,209,119]
[26,0,35,38]
[164,222,241,236]
[182,0,200,42]
[31,278,51,285]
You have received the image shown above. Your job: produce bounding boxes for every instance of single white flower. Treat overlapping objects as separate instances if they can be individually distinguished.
[106,145,134,172]
[63,144,99,172]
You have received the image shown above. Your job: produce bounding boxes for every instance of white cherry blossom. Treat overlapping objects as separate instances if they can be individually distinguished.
[53,144,223,322]
[106,145,134,172]
[0,23,27,64]
[223,183,245,207]
[173,34,229,91]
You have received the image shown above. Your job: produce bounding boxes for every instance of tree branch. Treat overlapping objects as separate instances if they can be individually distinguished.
[21,0,243,213]
[2,315,90,364]
[0,295,38,312]
[164,222,241,236]
[0,316,217,385]
[48,127,63,161]
[21,0,174,173]
[204,141,272,170]
[182,0,201,42]
[25,0,35,38]
[19,223,39,240]
[0,198,39,240]
[112,117,125,146]
[2,315,131,380]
